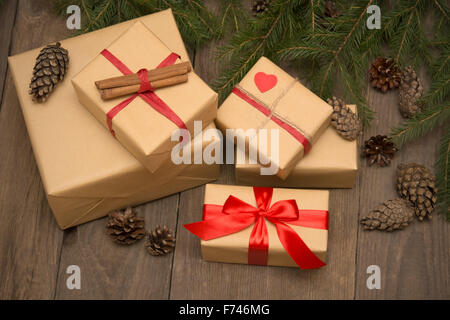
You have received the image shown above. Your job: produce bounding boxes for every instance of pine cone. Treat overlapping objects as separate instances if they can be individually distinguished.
[369,57,401,93]
[399,67,424,118]
[361,198,415,232]
[29,42,69,103]
[327,96,362,141]
[324,1,340,18]
[145,225,175,256]
[362,135,398,167]
[106,207,145,245]
[252,0,271,15]
[396,163,437,221]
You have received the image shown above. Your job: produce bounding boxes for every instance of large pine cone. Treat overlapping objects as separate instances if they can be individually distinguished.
[106,207,145,245]
[369,57,401,93]
[362,135,398,167]
[327,96,362,141]
[360,198,414,232]
[399,67,424,118]
[396,163,437,221]
[29,42,69,102]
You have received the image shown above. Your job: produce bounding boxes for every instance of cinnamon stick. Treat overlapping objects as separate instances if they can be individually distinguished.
[95,62,191,89]
[100,74,189,100]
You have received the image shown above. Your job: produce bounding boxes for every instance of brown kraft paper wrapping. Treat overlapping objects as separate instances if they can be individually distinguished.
[199,184,328,268]
[216,56,332,180]
[235,105,359,188]
[8,10,219,230]
[72,20,218,173]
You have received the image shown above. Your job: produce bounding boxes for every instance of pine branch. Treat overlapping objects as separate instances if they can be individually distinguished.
[436,129,450,219]
[390,103,450,147]
[218,0,247,34]
[52,0,218,47]
[213,0,304,101]
[277,0,375,126]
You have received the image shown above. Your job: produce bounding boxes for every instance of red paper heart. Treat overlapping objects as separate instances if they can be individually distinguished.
[254,72,278,93]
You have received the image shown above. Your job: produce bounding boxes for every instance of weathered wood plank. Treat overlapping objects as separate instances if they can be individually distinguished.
[0,0,69,299]
[170,0,358,299]
[0,0,18,109]
[55,195,180,299]
[355,81,449,299]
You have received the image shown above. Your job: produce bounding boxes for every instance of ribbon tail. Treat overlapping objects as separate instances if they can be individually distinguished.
[274,221,326,269]
[184,213,256,241]
[248,216,269,265]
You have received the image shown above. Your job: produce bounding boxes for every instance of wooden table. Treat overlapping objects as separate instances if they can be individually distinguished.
[0,0,448,300]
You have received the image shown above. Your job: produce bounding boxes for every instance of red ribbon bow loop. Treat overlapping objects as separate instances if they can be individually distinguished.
[184,187,328,269]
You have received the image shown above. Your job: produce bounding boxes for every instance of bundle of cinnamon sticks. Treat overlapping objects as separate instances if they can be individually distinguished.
[95,62,191,100]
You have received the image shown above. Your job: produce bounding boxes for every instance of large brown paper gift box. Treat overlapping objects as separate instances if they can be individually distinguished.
[8,10,219,230]
[235,105,359,188]
[216,57,332,180]
[72,20,217,173]
[195,184,328,268]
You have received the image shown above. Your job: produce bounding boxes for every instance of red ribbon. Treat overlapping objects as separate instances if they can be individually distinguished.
[232,87,311,154]
[184,187,327,269]
[100,49,187,137]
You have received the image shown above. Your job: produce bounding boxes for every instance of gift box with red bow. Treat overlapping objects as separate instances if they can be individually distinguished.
[216,57,332,180]
[185,184,329,269]
[235,105,359,188]
[72,21,218,173]
[8,10,220,229]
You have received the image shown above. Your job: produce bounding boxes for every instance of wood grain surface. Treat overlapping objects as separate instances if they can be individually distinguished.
[0,0,448,300]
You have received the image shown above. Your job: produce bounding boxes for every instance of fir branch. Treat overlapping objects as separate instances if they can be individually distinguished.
[436,129,450,219]
[52,0,218,47]
[277,0,375,125]
[319,0,373,96]
[432,0,449,21]
[390,103,450,147]
[213,0,304,100]
[218,0,247,34]
[393,0,419,64]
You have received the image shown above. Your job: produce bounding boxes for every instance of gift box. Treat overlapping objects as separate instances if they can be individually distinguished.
[185,184,329,269]
[8,10,219,230]
[216,57,332,180]
[235,105,359,188]
[72,20,217,173]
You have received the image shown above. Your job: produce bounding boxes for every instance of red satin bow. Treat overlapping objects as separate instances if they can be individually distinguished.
[184,187,328,269]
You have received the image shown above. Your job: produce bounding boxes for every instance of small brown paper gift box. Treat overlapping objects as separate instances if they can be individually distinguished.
[72,20,218,173]
[186,184,328,268]
[216,57,332,180]
[235,105,359,188]
[8,10,219,230]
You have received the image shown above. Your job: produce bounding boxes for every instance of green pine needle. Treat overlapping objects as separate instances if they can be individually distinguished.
[390,103,450,147]
[53,0,218,47]
[436,129,450,219]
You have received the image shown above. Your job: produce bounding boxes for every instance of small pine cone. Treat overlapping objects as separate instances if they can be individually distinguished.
[327,96,362,141]
[252,0,271,15]
[106,207,145,245]
[145,225,175,256]
[29,42,69,103]
[399,67,424,118]
[369,57,401,93]
[362,135,398,167]
[361,198,415,232]
[324,1,340,18]
[396,163,437,221]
